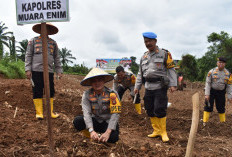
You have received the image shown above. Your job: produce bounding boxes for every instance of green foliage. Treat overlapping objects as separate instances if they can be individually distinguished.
[63,63,90,75]
[179,54,198,82]
[195,31,232,81]
[16,39,28,62]
[207,31,232,72]
[130,56,139,74]
[8,35,16,59]
[196,52,218,81]
[0,21,13,59]
[59,47,76,67]
[0,54,25,79]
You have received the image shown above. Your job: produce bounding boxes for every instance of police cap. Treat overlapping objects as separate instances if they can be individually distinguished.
[217,57,227,63]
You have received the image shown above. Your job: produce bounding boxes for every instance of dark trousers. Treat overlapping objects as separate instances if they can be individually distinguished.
[117,86,140,104]
[73,116,119,143]
[32,71,55,99]
[204,88,226,113]
[144,88,168,118]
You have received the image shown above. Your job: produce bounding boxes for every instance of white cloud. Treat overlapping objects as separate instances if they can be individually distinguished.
[2,0,232,67]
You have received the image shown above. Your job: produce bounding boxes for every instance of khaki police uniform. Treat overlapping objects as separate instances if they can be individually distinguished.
[204,67,232,114]
[73,87,120,143]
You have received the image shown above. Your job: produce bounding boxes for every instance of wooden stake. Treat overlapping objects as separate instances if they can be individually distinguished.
[41,22,54,157]
[185,92,200,157]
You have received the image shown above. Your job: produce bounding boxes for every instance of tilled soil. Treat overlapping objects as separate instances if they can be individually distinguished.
[1,74,232,157]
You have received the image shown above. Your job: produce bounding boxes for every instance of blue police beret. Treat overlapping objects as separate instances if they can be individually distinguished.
[142,32,157,39]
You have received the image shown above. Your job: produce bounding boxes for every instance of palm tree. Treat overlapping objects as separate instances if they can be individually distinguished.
[58,47,76,66]
[9,35,16,59]
[16,39,28,61]
[0,21,13,59]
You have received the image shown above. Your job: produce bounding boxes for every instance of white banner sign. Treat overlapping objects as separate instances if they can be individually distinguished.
[16,0,69,25]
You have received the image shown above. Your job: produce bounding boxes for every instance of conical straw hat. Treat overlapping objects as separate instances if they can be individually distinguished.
[80,68,114,86]
[32,22,58,35]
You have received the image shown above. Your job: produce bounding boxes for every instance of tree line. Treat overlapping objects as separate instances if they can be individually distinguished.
[178,31,232,82]
[1,21,231,80]
[0,21,90,78]
[129,31,232,82]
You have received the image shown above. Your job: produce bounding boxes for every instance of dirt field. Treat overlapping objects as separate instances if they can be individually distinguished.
[1,74,232,157]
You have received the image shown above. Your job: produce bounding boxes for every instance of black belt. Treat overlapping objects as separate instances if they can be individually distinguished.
[145,77,162,82]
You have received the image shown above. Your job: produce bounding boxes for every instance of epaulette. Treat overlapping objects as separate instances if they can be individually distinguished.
[162,48,169,53]
[143,51,149,55]
[142,51,149,59]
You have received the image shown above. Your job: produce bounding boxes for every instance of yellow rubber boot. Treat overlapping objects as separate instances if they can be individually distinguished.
[50,98,59,118]
[33,98,44,119]
[135,103,142,114]
[148,117,160,138]
[219,113,225,122]
[81,129,90,138]
[203,111,210,123]
[159,117,169,142]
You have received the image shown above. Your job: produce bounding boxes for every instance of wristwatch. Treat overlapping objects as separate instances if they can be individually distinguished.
[88,128,94,133]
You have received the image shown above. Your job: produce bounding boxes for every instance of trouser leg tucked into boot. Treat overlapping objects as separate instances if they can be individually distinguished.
[203,111,210,123]
[148,117,160,138]
[159,117,169,142]
[33,98,44,119]
[50,98,59,118]
[135,103,142,114]
[219,113,225,122]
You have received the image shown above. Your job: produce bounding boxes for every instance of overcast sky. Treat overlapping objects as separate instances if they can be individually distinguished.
[2,0,232,67]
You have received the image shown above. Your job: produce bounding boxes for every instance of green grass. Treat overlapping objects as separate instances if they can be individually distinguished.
[0,59,26,79]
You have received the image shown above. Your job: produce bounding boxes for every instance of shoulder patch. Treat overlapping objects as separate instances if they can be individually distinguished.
[167,52,172,60]
[143,54,148,59]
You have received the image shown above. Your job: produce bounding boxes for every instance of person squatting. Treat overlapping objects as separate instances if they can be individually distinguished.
[73,68,121,143]
[113,65,142,114]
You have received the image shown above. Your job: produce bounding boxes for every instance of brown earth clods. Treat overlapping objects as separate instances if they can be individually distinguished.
[1,74,232,157]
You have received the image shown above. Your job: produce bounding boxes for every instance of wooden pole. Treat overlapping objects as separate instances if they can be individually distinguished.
[41,22,54,156]
[185,92,200,157]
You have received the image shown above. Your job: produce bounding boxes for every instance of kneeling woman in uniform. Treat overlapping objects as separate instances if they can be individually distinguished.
[73,68,121,143]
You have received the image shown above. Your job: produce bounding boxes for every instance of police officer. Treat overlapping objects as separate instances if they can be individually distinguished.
[134,32,177,142]
[203,57,232,123]
[25,23,62,119]
[73,68,120,143]
[113,66,142,114]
